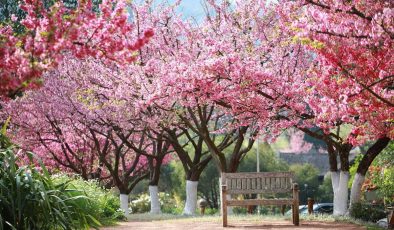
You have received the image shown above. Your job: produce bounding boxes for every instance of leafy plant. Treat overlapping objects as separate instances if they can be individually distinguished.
[0,117,12,149]
[130,192,180,214]
[51,174,125,225]
[0,147,100,229]
[130,193,151,213]
[350,202,386,222]
[289,163,320,204]
[349,143,394,204]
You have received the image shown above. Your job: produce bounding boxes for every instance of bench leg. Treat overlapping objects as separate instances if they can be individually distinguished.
[222,186,228,227]
[222,203,227,227]
[293,203,299,226]
[293,183,300,226]
[292,204,295,224]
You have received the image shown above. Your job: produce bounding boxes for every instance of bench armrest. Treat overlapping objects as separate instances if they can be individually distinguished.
[221,184,227,192]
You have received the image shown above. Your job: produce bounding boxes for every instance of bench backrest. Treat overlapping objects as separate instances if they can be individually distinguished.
[221,172,294,194]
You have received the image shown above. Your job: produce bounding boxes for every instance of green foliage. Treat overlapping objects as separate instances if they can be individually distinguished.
[158,162,183,195]
[0,117,12,149]
[375,167,394,204]
[238,142,289,172]
[51,174,125,225]
[317,174,334,203]
[130,193,150,213]
[372,142,394,204]
[204,208,218,215]
[233,205,286,215]
[270,134,290,150]
[0,147,100,229]
[130,192,181,214]
[349,154,363,188]
[349,202,386,222]
[163,161,186,200]
[349,142,394,204]
[289,164,320,204]
[0,0,26,33]
[198,160,220,209]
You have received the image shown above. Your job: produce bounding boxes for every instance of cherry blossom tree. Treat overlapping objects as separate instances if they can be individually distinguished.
[127,0,262,214]
[9,101,103,181]
[279,0,393,107]
[3,0,391,218]
[0,0,153,99]
[101,1,219,215]
[3,57,157,215]
[114,127,173,214]
[172,0,392,216]
[163,128,213,215]
[277,0,393,214]
[144,133,172,214]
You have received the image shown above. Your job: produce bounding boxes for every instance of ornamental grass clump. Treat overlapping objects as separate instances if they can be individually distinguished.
[0,147,100,229]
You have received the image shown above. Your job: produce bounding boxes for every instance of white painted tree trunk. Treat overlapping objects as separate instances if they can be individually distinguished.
[331,171,349,216]
[119,193,129,215]
[149,185,161,214]
[183,180,198,215]
[349,173,365,208]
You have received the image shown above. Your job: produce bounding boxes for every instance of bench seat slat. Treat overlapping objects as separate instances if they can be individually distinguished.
[226,188,293,194]
[224,172,294,179]
[226,199,294,206]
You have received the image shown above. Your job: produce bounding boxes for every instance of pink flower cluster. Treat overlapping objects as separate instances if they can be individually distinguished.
[0,0,153,99]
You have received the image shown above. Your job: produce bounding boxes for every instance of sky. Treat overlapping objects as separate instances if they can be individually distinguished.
[172,0,207,19]
[131,0,208,23]
[133,0,241,23]
[153,0,207,22]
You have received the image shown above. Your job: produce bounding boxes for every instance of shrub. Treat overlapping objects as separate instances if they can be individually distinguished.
[350,202,386,222]
[204,208,218,215]
[130,192,181,214]
[51,174,125,225]
[130,193,151,213]
[0,147,100,229]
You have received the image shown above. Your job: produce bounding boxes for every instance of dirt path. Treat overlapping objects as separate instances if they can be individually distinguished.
[101,219,365,230]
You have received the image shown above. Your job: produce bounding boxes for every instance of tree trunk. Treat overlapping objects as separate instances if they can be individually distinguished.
[183,180,199,215]
[349,137,390,208]
[149,185,161,214]
[119,193,129,215]
[332,171,349,216]
[349,173,365,207]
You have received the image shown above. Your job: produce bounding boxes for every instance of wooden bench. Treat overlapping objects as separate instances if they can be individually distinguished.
[221,172,299,227]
